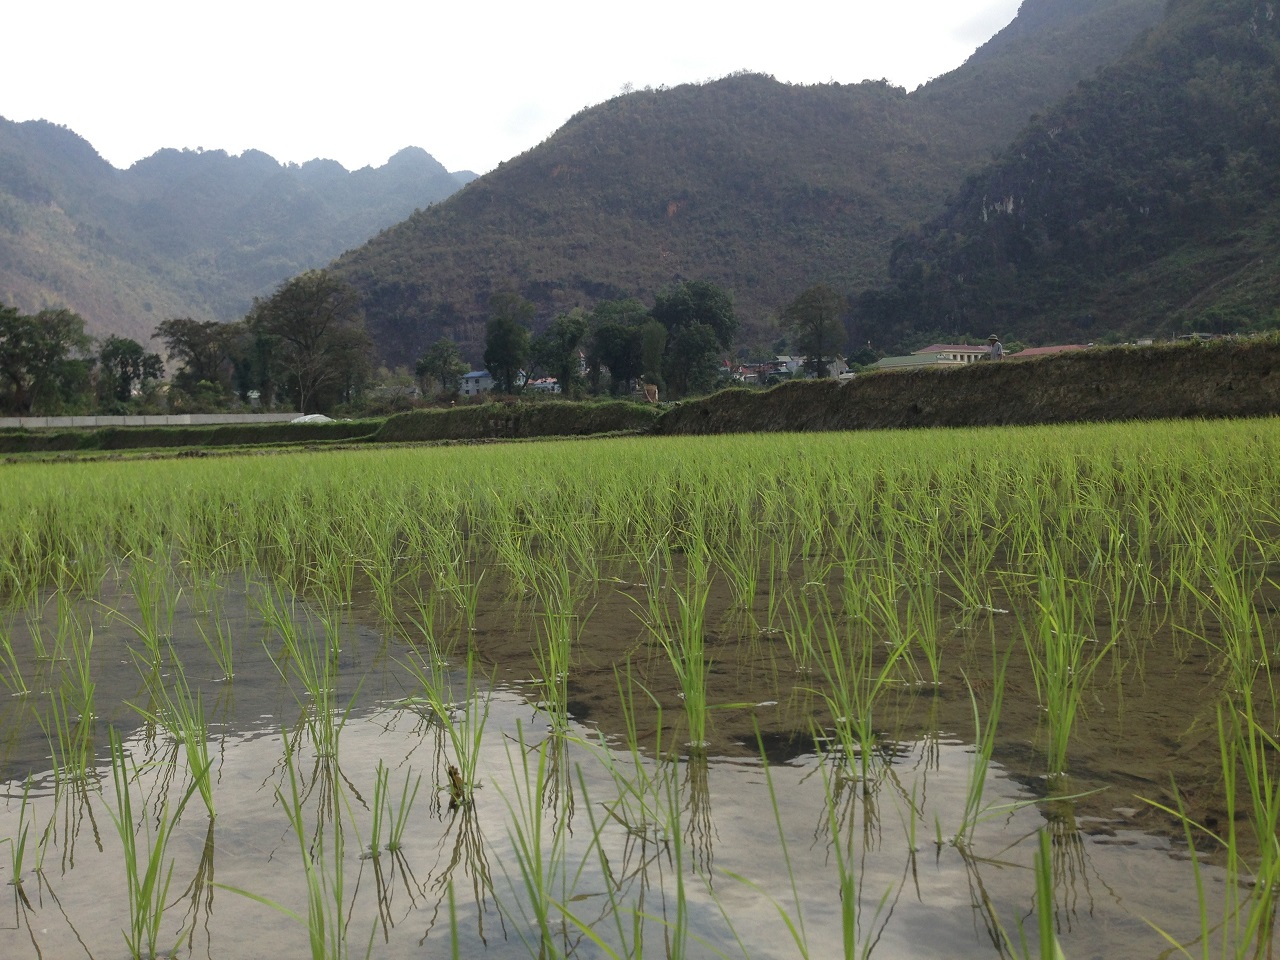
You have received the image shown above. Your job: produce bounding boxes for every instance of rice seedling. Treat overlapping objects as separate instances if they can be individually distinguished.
[953,653,1009,849]
[195,612,235,681]
[36,689,97,787]
[640,543,713,752]
[368,759,422,856]
[796,585,913,784]
[4,776,36,891]
[0,616,30,697]
[495,723,585,958]
[127,652,216,819]
[397,648,492,806]
[60,625,95,721]
[106,727,204,960]
[1022,551,1115,778]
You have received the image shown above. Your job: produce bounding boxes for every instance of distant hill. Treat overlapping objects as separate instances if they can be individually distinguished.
[331,0,1164,365]
[0,121,468,342]
[858,0,1280,348]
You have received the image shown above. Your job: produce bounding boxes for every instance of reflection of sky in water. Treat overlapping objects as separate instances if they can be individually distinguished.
[0,594,1243,958]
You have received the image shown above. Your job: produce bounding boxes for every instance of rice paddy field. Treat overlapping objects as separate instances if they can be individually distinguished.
[0,419,1277,959]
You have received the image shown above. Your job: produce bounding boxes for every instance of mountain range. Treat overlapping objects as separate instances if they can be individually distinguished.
[0,124,470,343]
[331,0,1167,362]
[7,0,1269,370]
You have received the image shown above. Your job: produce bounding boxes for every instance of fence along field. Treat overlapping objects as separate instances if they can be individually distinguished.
[0,420,1277,959]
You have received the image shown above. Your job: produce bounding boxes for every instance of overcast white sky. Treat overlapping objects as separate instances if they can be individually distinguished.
[9,1,1022,175]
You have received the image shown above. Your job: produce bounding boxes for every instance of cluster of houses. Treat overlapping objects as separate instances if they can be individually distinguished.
[866,342,1092,370]
[726,356,852,384]
[454,341,1097,398]
[460,371,562,396]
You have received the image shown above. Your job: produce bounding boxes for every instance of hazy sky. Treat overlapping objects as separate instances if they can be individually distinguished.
[10,1,1022,175]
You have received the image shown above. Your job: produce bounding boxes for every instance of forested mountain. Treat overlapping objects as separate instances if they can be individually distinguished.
[332,0,1164,364]
[858,0,1280,347]
[0,120,469,343]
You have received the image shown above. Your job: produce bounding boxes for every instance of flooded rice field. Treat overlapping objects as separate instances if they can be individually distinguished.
[0,422,1277,958]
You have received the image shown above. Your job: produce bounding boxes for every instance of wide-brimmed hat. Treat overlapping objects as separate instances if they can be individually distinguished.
[987,334,1000,340]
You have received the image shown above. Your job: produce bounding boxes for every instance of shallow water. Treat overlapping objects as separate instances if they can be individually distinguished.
[0,574,1260,960]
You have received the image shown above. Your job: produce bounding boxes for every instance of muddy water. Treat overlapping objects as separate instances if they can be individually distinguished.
[0,569,1266,959]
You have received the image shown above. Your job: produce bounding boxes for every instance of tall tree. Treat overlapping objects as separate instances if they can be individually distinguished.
[98,336,164,404]
[663,323,722,398]
[783,284,847,377]
[586,298,648,395]
[0,305,93,414]
[639,320,667,388]
[531,310,589,397]
[651,280,738,351]
[247,269,372,413]
[415,338,468,395]
[153,317,236,392]
[650,280,736,398]
[483,291,533,393]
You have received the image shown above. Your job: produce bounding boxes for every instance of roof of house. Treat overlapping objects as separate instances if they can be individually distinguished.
[912,343,989,355]
[870,354,968,369]
[462,370,491,379]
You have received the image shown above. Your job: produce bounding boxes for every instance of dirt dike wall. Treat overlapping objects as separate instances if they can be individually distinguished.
[376,399,660,442]
[654,339,1280,435]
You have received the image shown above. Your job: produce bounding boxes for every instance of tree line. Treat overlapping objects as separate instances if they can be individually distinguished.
[2,269,857,417]
[0,269,370,417]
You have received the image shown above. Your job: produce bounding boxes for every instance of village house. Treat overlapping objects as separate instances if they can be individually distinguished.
[912,343,990,364]
[460,370,494,396]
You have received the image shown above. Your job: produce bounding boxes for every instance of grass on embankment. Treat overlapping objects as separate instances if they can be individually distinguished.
[0,398,661,457]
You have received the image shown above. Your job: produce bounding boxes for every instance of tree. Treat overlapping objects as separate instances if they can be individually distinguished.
[531,310,589,397]
[483,291,533,393]
[415,338,467,395]
[153,317,235,392]
[98,336,164,404]
[651,280,738,351]
[0,305,93,414]
[663,322,722,398]
[247,269,372,413]
[591,323,644,395]
[639,320,667,387]
[783,284,848,377]
[586,299,649,395]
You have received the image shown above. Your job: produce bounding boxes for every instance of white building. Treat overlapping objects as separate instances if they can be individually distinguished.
[912,344,990,364]
[461,370,494,396]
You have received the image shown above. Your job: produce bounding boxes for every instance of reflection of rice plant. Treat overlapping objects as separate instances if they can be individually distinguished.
[106,727,203,960]
[225,735,352,960]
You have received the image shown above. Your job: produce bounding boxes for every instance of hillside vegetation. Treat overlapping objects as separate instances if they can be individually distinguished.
[331,0,1164,364]
[859,0,1280,347]
[0,122,468,342]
